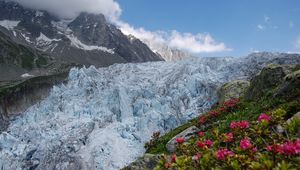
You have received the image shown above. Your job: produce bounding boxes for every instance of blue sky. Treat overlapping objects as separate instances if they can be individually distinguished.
[117,0,300,56]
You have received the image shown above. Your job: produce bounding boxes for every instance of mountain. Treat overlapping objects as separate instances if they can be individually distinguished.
[0,1,163,81]
[0,52,299,169]
[129,35,193,62]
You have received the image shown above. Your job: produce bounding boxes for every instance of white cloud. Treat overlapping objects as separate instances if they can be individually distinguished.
[8,0,122,20]
[9,0,230,54]
[257,24,265,30]
[116,21,231,53]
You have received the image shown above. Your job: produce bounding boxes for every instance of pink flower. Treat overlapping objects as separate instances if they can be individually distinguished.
[240,138,252,150]
[230,122,237,129]
[225,133,234,142]
[274,144,284,154]
[239,121,250,129]
[171,154,177,162]
[266,144,284,154]
[196,141,206,149]
[258,113,271,122]
[199,116,206,124]
[230,121,249,130]
[192,153,201,161]
[216,149,235,160]
[176,138,185,144]
[198,131,205,137]
[251,147,258,153]
[283,141,297,155]
[205,140,214,148]
[266,145,273,151]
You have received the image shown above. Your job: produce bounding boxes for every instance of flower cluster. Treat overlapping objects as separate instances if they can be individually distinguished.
[155,100,300,170]
[196,140,214,149]
[199,98,240,124]
[216,149,235,161]
[224,133,234,142]
[258,113,271,122]
[176,138,185,144]
[267,139,300,155]
[222,98,239,110]
[230,120,250,130]
[240,138,252,150]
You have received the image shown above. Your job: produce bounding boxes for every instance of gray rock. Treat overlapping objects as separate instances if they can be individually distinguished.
[218,80,250,104]
[287,111,300,124]
[245,64,291,100]
[166,126,199,153]
[122,154,160,170]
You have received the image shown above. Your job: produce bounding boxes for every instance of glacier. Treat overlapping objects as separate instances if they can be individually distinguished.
[0,53,300,170]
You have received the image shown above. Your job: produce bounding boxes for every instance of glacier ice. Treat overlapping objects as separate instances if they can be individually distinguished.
[0,53,299,170]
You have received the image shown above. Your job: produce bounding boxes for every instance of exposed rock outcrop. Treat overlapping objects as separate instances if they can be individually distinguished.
[245,64,300,100]
[166,126,199,153]
[218,80,250,104]
[122,154,161,170]
[0,73,68,132]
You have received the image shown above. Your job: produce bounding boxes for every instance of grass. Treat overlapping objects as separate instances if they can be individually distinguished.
[145,95,300,155]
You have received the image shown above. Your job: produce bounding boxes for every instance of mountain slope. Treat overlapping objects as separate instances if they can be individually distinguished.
[0,1,163,81]
[0,53,299,169]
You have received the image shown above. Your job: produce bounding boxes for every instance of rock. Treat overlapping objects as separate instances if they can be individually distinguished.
[218,80,250,104]
[286,111,300,124]
[245,64,291,100]
[276,69,300,99]
[166,126,199,153]
[122,154,160,170]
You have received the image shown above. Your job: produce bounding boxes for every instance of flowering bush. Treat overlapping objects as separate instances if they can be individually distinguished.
[155,98,300,170]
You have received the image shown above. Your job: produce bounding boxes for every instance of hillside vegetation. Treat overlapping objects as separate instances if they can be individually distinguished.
[125,64,300,170]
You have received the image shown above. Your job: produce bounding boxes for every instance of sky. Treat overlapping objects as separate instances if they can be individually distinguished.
[117,0,300,56]
[8,0,300,57]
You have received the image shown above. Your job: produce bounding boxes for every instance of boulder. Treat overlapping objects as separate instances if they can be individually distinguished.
[166,126,199,153]
[122,154,160,170]
[276,69,300,99]
[245,64,291,100]
[218,80,250,104]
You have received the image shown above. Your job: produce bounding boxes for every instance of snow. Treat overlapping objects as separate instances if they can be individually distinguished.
[66,34,115,54]
[21,33,31,43]
[21,73,34,78]
[36,33,61,46]
[0,54,299,170]
[51,20,114,54]
[0,20,20,30]
[35,11,44,17]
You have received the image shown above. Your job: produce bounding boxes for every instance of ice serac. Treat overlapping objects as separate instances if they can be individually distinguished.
[0,53,300,170]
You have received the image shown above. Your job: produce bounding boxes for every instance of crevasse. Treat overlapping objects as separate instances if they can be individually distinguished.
[0,54,298,170]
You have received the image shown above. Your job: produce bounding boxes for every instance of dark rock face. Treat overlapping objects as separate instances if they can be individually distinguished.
[0,1,163,82]
[245,64,300,100]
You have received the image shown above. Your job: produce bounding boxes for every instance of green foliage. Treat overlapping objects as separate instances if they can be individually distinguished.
[149,95,300,169]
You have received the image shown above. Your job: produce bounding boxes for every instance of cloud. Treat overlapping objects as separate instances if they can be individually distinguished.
[116,21,231,53]
[257,24,265,30]
[8,0,121,20]
[9,0,230,54]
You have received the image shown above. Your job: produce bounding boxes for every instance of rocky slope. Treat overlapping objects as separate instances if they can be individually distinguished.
[125,63,300,170]
[0,1,163,82]
[0,52,299,170]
